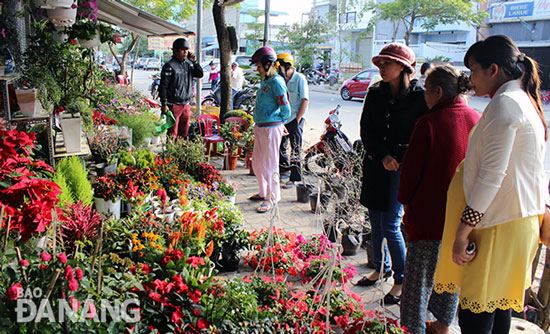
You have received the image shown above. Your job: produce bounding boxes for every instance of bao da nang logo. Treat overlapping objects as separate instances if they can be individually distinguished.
[14,287,140,323]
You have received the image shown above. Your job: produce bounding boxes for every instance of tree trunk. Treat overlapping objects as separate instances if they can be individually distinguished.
[213,1,232,123]
[110,33,140,78]
[404,16,416,46]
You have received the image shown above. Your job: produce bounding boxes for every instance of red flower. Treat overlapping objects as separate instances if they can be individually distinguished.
[197,319,209,329]
[185,256,205,268]
[19,259,29,267]
[40,252,52,262]
[5,283,23,300]
[69,39,77,45]
[75,268,83,280]
[69,296,80,312]
[64,265,74,280]
[58,253,67,264]
[189,289,202,304]
[68,278,78,292]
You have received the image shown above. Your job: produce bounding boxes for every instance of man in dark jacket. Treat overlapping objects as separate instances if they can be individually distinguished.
[159,38,203,138]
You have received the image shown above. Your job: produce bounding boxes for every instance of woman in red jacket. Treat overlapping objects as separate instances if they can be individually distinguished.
[398,65,480,334]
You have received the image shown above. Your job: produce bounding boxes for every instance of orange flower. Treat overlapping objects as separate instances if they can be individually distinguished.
[205,240,214,258]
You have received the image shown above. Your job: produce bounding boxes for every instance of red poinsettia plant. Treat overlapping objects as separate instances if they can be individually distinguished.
[0,129,60,240]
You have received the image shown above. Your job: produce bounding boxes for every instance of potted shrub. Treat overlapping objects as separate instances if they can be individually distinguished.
[68,21,121,48]
[219,228,249,272]
[219,123,244,170]
[57,98,87,153]
[92,173,123,218]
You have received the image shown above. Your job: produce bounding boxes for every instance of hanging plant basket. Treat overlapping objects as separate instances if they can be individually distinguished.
[47,7,77,27]
[78,32,101,48]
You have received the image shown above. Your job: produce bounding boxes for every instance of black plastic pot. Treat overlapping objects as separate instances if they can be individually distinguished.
[296,184,312,203]
[309,193,329,213]
[342,231,362,255]
[219,256,240,272]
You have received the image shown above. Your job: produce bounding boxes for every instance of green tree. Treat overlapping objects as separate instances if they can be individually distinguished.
[276,16,330,68]
[365,0,487,45]
[244,9,265,53]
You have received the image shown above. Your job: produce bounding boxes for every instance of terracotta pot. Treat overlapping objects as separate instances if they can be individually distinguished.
[223,154,239,170]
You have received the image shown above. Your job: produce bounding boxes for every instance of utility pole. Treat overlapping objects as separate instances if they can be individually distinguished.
[195,0,202,110]
[263,0,270,46]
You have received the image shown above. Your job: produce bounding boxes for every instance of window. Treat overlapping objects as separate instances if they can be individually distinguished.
[356,71,369,80]
[339,11,357,24]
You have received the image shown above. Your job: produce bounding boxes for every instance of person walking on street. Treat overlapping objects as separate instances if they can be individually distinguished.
[231,62,245,109]
[159,38,203,139]
[276,52,309,188]
[248,47,291,213]
[434,35,548,334]
[356,43,429,305]
[208,61,219,90]
[398,65,480,334]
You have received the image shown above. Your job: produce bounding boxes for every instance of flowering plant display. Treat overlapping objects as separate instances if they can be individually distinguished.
[87,124,128,163]
[91,173,123,201]
[219,122,244,155]
[0,129,60,240]
[68,20,122,45]
[92,109,116,126]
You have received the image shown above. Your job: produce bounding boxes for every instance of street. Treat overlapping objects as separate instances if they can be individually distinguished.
[129,68,550,174]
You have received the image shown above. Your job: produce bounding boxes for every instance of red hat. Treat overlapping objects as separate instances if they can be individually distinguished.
[372,43,416,73]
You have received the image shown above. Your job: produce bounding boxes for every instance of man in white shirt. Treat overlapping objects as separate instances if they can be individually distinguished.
[231,62,245,109]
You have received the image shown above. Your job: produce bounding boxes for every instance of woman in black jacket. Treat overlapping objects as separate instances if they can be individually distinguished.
[356,43,429,305]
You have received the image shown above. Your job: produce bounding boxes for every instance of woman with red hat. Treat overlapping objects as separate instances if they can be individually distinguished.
[356,43,429,303]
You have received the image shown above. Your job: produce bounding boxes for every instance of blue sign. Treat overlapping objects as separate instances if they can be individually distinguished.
[491,1,535,21]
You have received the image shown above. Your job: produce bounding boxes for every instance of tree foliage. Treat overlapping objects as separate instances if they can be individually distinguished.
[365,0,487,45]
[276,16,330,68]
[244,9,265,53]
[126,0,215,21]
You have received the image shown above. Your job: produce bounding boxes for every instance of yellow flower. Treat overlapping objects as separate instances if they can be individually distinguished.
[150,241,155,247]
[132,246,138,252]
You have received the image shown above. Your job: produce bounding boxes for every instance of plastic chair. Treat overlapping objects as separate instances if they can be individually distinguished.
[117,75,129,86]
[225,117,248,156]
[198,114,223,156]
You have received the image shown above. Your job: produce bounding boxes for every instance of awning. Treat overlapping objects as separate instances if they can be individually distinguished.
[96,0,194,36]
[202,42,219,52]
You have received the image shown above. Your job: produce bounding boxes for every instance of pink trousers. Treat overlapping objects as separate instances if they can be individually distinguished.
[252,125,284,203]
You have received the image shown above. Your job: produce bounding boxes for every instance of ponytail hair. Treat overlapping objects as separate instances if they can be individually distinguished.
[464,35,547,139]
[425,64,472,100]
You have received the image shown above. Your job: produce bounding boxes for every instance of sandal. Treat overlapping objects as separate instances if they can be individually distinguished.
[282,181,295,189]
[257,203,272,213]
[355,270,392,286]
[248,194,265,201]
[280,173,291,181]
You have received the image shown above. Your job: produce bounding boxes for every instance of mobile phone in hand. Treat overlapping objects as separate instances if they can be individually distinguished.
[466,242,476,255]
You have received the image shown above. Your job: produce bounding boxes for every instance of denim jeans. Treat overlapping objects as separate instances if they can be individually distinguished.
[369,169,406,285]
[279,118,305,182]
[232,89,238,109]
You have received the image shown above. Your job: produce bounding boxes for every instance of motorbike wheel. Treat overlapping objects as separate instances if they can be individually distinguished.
[201,98,218,107]
[304,151,335,176]
[151,86,159,100]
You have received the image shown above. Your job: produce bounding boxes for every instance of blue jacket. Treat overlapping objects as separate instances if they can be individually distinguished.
[253,74,291,126]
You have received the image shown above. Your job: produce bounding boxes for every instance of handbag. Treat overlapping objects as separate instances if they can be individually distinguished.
[540,204,550,247]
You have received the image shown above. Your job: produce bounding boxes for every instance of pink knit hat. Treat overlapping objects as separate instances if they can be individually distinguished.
[372,42,416,73]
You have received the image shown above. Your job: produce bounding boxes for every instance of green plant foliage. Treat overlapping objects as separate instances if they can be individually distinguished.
[55,156,93,207]
[111,112,157,147]
[64,97,93,125]
[224,110,254,127]
[52,171,74,208]
[203,278,259,324]
[159,137,206,173]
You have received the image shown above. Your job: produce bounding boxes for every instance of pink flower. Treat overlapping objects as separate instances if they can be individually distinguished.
[85,301,97,319]
[39,264,47,270]
[69,296,80,312]
[68,278,78,292]
[185,256,205,268]
[5,283,23,300]
[64,266,74,280]
[58,253,67,264]
[40,252,52,262]
[0,29,5,39]
[140,264,151,274]
[19,259,29,267]
[75,268,83,280]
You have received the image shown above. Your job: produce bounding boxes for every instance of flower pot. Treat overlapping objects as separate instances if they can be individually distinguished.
[296,184,312,203]
[104,159,118,174]
[143,137,152,146]
[59,113,82,153]
[94,197,121,219]
[223,154,239,170]
[79,33,101,48]
[309,193,329,213]
[151,136,161,145]
[47,6,77,26]
[219,257,240,272]
[53,30,68,43]
[15,89,40,117]
[341,230,362,255]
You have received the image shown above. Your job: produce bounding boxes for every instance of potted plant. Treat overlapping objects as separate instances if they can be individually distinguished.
[92,173,123,218]
[219,123,243,170]
[219,227,249,272]
[33,0,75,9]
[47,4,77,27]
[68,20,121,48]
[57,97,90,153]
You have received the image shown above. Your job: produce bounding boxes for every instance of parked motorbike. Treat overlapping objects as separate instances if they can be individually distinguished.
[149,73,161,99]
[201,85,255,113]
[304,68,330,85]
[304,105,362,176]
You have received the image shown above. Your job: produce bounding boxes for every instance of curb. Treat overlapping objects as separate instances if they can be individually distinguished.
[310,86,339,95]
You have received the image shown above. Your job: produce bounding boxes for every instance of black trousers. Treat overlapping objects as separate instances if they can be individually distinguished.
[458,307,512,334]
[279,118,304,182]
